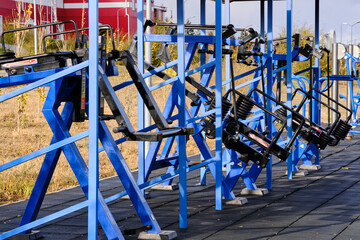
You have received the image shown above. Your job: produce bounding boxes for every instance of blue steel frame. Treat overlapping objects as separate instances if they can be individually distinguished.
[137,0,298,207]
[286,0,293,178]
[1,1,161,239]
[266,0,274,187]
[88,0,99,237]
[136,0,294,215]
[0,1,333,239]
[137,0,146,197]
[340,50,360,129]
[216,0,323,188]
[134,0,225,228]
[313,0,321,166]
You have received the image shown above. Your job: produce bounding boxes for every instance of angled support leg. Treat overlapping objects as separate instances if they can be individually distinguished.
[46,108,123,239]
[99,121,162,233]
[19,79,124,239]
[20,100,74,228]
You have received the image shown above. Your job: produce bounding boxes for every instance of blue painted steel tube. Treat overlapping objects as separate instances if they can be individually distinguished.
[225,0,230,89]
[137,0,146,194]
[314,0,320,123]
[0,156,219,240]
[266,0,273,189]
[314,0,320,165]
[113,60,179,91]
[98,122,161,233]
[0,67,70,88]
[215,0,223,210]
[200,0,206,78]
[0,131,88,172]
[260,0,266,189]
[177,0,187,229]
[286,0,293,179]
[199,0,207,186]
[20,98,75,230]
[88,0,99,238]
[224,0,231,175]
[0,62,88,103]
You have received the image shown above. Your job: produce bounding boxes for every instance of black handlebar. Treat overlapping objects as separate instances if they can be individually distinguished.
[2,20,80,53]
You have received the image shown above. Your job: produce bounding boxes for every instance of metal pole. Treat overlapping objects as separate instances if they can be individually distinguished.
[177,0,187,228]
[88,0,99,238]
[348,44,353,120]
[144,0,152,156]
[199,0,207,186]
[215,0,223,211]
[266,0,274,185]
[314,0,320,165]
[137,0,145,195]
[331,42,339,123]
[224,0,231,175]
[225,0,230,91]
[347,22,359,125]
[33,0,37,54]
[327,50,330,126]
[200,0,206,74]
[286,0,293,179]
[314,0,320,124]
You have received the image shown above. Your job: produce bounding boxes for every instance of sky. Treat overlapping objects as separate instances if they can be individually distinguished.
[154,0,360,45]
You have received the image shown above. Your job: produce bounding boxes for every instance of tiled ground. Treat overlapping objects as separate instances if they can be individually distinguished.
[1,136,360,240]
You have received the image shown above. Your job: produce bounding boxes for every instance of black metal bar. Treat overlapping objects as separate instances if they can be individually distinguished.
[327,51,331,126]
[273,34,298,42]
[185,76,214,98]
[276,66,282,102]
[232,89,286,158]
[259,56,268,130]
[293,88,342,133]
[156,27,177,72]
[42,24,115,53]
[313,88,352,123]
[120,50,169,130]
[2,20,80,53]
[154,22,250,32]
[248,88,306,153]
[230,56,239,123]
[98,71,135,134]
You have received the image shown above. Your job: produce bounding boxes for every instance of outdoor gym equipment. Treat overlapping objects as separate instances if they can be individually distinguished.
[0,0,339,238]
[111,50,193,141]
[277,42,352,150]
[119,21,264,204]
[200,47,302,168]
[0,22,179,240]
[339,45,360,127]
[0,21,84,87]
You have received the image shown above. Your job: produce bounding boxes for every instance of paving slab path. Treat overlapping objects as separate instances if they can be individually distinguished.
[1,136,360,240]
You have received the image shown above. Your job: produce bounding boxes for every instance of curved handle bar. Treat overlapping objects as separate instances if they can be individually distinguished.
[293,88,342,133]
[247,87,306,152]
[2,20,80,53]
[42,24,115,53]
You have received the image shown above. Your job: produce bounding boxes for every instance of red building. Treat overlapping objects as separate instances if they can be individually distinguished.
[0,0,167,37]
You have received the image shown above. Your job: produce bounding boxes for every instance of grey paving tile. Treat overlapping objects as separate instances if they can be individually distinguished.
[205,227,283,240]
[1,138,360,240]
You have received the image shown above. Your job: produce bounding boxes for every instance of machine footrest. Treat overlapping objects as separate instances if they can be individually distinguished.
[113,127,194,141]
